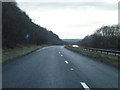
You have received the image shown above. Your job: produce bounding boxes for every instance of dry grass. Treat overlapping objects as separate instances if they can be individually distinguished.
[2,44,47,63]
[65,46,119,67]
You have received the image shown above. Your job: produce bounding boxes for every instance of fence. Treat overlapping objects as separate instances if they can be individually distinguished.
[84,47,120,56]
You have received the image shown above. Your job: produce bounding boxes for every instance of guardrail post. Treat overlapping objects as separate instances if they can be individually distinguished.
[107,52,108,55]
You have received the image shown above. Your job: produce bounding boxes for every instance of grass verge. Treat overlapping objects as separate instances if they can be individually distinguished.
[65,46,119,67]
[2,44,47,63]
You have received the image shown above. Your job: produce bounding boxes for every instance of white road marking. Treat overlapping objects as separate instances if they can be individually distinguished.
[70,68,74,70]
[59,52,63,56]
[36,49,42,52]
[61,54,63,56]
[36,47,49,52]
[80,82,91,90]
[43,47,49,49]
[65,61,69,64]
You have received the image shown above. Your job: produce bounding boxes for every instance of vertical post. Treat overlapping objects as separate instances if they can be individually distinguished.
[107,52,108,55]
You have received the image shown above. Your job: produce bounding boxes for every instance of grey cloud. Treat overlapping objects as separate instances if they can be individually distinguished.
[1,0,15,2]
[70,21,103,28]
[18,1,117,11]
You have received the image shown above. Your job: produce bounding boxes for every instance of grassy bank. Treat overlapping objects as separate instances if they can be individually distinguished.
[2,44,47,63]
[65,46,119,67]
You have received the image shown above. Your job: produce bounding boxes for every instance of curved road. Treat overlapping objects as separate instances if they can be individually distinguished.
[3,46,118,88]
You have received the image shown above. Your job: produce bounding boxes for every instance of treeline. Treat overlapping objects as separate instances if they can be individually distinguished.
[2,2,63,48]
[80,25,120,50]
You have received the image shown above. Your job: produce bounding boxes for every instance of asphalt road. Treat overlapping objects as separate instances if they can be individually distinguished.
[2,46,119,88]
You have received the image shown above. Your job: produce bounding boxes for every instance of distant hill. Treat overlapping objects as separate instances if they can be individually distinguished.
[62,39,81,45]
[63,39,81,42]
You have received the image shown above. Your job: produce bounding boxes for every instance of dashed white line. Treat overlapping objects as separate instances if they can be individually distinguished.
[70,68,74,70]
[61,54,63,56]
[65,61,69,64]
[80,82,91,90]
[59,52,63,56]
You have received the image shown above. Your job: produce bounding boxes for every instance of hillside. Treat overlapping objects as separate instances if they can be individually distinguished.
[80,25,120,50]
[2,2,63,48]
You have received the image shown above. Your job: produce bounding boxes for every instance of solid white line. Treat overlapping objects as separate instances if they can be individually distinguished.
[36,49,42,52]
[36,47,49,52]
[80,82,91,90]
[65,61,69,64]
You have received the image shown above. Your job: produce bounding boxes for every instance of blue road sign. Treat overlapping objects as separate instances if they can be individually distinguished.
[25,34,30,39]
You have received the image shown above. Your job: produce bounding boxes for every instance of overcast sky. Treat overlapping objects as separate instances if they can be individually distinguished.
[17,0,119,39]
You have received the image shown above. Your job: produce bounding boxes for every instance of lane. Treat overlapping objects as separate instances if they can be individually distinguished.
[60,46,118,88]
[3,46,83,88]
[2,45,119,88]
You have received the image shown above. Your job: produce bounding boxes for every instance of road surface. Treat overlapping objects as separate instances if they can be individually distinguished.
[3,46,118,88]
